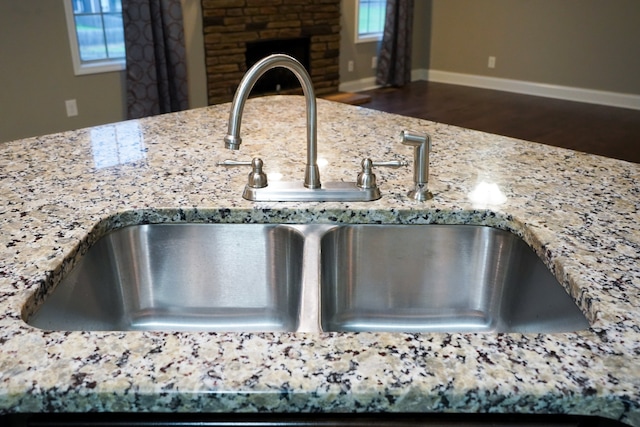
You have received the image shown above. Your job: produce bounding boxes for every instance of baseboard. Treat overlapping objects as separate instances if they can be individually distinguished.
[339,69,640,110]
[339,71,428,92]
[339,77,380,93]
[424,69,640,111]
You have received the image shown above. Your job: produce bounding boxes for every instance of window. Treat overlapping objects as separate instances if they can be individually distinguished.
[63,0,125,75]
[356,0,387,43]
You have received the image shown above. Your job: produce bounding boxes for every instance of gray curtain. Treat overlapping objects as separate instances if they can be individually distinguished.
[376,0,414,87]
[123,0,189,119]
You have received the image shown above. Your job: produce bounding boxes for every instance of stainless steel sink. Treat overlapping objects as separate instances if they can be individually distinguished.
[27,223,589,333]
[320,225,589,333]
[28,224,305,332]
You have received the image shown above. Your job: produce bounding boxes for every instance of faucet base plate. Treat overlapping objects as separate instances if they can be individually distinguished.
[243,181,381,202]
[408,184,433,201]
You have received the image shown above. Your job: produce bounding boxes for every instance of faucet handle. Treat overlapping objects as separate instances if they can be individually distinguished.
[217,158,268,189]
[371,160,408,169]
[357,158,408,189]
[357,158,377,189]
[247,158,268,188]
[217,159,253,166]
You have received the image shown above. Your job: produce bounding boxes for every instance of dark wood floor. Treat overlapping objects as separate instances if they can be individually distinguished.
[359,81,640,164]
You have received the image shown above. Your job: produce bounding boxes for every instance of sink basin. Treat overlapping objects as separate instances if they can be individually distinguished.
[320,225,589,333]
[28,224,305,332]
[27,223,589,333]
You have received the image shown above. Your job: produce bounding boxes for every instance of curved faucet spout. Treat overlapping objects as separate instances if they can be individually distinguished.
[224,54,321,189]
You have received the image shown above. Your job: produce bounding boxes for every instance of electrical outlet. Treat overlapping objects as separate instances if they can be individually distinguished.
[65,99,78,117]
[348,60,354,72]
[488,56,496,69]
[371,56,378,69]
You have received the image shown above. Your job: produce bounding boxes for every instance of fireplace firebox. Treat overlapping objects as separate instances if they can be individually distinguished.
[245,38,311,95]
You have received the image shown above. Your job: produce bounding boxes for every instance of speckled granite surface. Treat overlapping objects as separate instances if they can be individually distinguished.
[0,96,638,424]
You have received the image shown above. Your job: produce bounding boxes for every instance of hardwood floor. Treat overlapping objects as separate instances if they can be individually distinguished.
[358,81,640,164]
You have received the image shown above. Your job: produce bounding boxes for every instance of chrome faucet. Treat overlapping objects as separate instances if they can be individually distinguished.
[221,53,396,202]
[224,54,320,189]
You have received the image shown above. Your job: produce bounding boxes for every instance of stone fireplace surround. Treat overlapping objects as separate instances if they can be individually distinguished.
[201,0,341,105]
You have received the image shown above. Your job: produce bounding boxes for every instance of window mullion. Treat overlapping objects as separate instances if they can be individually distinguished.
[99,5,109,58]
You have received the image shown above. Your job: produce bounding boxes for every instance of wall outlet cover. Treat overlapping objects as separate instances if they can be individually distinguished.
[65,99,78,117]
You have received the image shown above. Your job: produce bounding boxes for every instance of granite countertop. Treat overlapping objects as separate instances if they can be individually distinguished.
[0,96,638,424]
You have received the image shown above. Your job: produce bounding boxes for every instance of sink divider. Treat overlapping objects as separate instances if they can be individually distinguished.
[290,224,336,333]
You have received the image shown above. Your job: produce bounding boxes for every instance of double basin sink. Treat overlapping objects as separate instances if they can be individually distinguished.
[27,223,589,334]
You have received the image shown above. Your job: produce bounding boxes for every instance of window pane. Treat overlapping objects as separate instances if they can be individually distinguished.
[101,0,122,13]
[75,14,107,61]
[104,13,125,59]
[73,0,101,14]
[72,0,124,63]
[358,0,386,38]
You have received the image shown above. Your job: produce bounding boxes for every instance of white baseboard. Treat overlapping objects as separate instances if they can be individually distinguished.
[339,69,640,110]
[339,77,380,93]
[339,71,428,92]
[424,69,640,111]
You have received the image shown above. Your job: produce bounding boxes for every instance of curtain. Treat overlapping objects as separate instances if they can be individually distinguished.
[122,0,189,119]
[376,0,414,87]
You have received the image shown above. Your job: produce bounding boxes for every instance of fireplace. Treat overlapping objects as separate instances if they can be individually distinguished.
[201,0,341,105]
[245,37,311,95]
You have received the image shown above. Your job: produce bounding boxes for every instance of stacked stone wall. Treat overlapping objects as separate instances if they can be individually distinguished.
[201,0,341,104]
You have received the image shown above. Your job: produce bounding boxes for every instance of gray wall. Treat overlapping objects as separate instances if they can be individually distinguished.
[411,1,431,70]
[0,0,207,143]
[429,0,640,94]
[339,0,381,83]
[0,2,126,143]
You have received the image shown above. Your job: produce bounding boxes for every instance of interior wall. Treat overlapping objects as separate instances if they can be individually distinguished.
[411,1,431,71]
[0,0,207,144]
[429,0,640,95]
[0,1,126,143]
[182,0,208,110]
[339,0,381,84]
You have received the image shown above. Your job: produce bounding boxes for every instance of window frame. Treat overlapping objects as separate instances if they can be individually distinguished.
[355,0,387,44]
[63,0,126,76]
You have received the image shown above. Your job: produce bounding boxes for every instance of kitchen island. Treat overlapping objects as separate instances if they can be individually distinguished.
[0,96,638,425]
